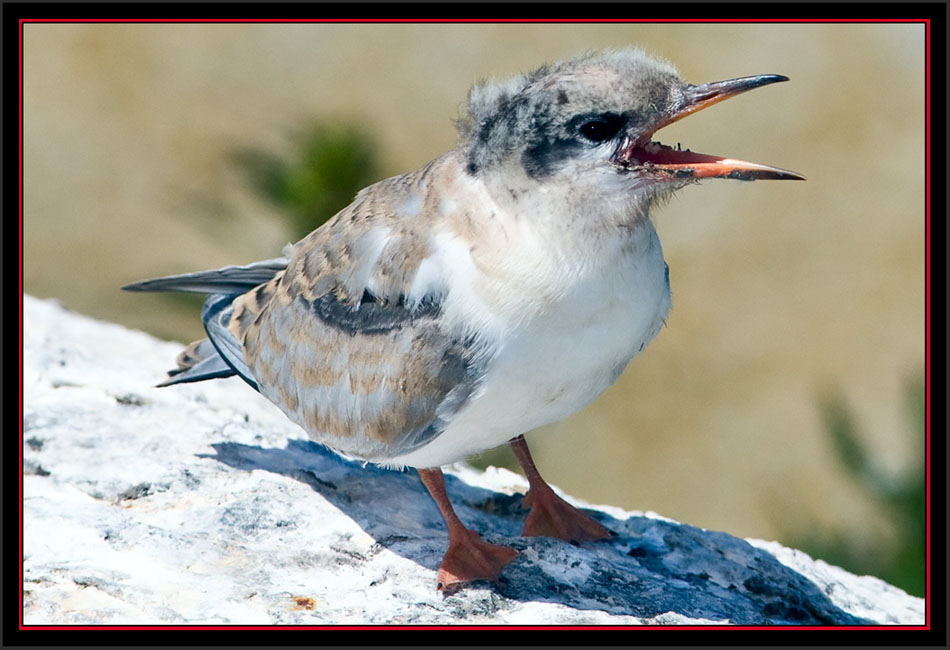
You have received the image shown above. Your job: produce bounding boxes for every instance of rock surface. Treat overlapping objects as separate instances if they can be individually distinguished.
[21,295,925,626]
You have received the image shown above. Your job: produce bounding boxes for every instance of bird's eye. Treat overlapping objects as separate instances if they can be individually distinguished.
[579,114,623,143]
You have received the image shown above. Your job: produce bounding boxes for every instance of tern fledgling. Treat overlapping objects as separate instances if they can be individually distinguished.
[125,49,803,591]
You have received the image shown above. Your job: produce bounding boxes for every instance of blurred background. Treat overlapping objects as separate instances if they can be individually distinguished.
[23,23,926,595]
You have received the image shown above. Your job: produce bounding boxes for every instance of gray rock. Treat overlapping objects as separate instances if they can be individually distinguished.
[22,295,924,625]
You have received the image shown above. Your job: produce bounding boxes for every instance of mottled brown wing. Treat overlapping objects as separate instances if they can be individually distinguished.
[243,285,481,462]
[231,269,481,462]
[228,173,484,463]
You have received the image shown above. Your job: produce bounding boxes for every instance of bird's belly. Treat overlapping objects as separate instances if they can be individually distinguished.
[390,235,671,468]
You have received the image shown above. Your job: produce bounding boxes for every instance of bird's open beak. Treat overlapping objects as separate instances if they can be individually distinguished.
[614,74,805,181]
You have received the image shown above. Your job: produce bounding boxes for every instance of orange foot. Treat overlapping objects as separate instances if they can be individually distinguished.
[521,486,610,543]
[437,527,518,592]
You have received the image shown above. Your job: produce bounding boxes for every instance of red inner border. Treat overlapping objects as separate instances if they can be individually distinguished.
[17,17,933,633]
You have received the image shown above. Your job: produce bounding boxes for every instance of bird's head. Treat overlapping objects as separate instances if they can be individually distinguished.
[458,49,803,223]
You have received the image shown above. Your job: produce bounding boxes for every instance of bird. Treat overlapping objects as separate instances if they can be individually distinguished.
[124,48,804,592]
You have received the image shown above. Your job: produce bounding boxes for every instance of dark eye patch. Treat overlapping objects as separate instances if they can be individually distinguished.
[576,113,624,143]
[520,111,626,178]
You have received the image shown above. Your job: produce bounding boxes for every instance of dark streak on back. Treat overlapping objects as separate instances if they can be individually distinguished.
[301,290,443,336]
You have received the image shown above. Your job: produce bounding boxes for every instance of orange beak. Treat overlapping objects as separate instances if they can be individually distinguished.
[614,74,805,181]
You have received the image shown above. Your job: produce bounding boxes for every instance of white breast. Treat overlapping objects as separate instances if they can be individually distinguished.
[389,220,671,468]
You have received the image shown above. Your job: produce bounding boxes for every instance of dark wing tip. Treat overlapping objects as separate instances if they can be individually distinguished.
[121,280,151,292]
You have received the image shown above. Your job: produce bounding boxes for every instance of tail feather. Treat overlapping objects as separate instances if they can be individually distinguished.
[124,255,289,390]
[158,348,237,386]
[173,338,219,371]
[157,339,236,387]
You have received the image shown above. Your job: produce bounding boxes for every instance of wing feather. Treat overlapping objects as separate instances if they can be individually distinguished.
[241,286,483,462]
[122,256,289,294]
[128,159,483,464]
[232,171,485,463]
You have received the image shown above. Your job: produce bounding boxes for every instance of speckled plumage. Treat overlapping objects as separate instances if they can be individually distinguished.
[126,48,802,468]
[125,48,802,589]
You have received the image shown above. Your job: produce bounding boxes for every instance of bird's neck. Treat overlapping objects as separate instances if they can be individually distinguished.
[467,160,656,255]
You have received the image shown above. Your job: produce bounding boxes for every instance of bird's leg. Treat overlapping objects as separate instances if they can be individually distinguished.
[417,467,518,591]
[509,435,610,542]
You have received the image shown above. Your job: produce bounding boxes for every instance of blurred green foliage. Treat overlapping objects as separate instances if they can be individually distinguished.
[233,120,382,240]
[791,374,926,597]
